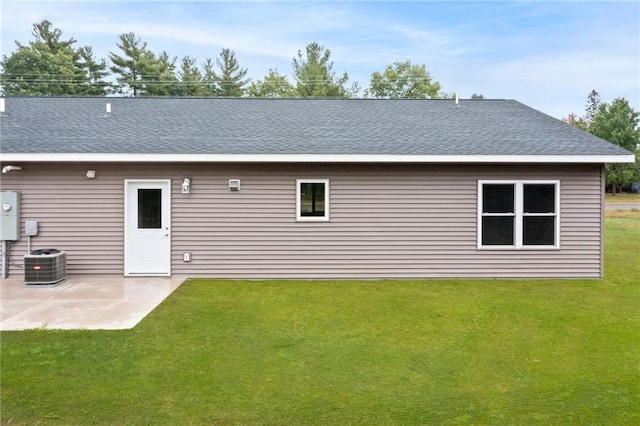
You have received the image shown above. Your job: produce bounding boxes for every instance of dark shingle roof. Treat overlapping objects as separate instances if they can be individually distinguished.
[0,97,632,157]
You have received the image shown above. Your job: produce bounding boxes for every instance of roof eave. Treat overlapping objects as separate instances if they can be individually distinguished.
[0,153,635,164]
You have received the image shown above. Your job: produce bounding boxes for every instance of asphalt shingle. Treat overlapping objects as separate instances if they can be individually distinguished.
[0,97,632,157]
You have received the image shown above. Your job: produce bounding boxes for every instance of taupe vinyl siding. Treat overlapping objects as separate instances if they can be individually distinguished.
[1,162,603,278]
[2,166,123,275]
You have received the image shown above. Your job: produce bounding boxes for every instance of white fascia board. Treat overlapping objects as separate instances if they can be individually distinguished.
[0,153,635,164]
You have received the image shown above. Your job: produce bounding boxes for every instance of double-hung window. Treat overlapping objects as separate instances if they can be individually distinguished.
[478,181,559,249]
[296,179,329,221]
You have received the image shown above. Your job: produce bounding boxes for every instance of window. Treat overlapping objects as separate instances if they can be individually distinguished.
[138,189,162,229]
[297,179,329,221]
[478,181,559,249]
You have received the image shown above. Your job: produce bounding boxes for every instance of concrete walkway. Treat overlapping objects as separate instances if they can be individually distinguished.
[605,203,640,210]
[0,275,186,331]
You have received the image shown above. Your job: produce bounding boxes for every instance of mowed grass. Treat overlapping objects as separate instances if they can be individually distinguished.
[1,213,639,425]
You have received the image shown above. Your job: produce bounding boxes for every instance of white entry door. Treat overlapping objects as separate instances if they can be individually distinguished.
[125,180,171,276]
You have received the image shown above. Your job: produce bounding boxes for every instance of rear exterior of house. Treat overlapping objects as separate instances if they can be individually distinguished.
[1,162,605,279]
[0,97,633,279]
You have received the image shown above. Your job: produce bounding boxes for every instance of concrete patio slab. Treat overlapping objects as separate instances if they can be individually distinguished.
[0,275,186,331]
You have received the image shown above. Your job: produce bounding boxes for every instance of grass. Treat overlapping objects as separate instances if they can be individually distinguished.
[2,212,639,425]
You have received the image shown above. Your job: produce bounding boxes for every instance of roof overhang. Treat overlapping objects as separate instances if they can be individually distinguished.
[0,153,635,164]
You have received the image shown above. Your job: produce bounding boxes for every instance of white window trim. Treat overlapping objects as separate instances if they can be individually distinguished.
[296,179,330,222]
[478,180,560,250]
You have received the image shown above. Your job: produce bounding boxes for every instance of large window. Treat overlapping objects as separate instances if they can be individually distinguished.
[478,181,559,249]
[297,179,329,221]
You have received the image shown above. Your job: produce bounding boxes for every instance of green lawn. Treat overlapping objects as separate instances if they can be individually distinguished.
[2,213,639,425]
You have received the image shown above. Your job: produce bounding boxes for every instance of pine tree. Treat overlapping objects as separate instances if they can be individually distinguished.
[77,46,110,95]
[204,49,250,97]
[177,56,206,96]
[109,32,164,96]
[292,42,356,97]
[1,20,109,95]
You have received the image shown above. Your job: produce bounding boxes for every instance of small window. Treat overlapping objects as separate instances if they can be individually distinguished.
[297,179,329,221]
[479,181,559,249]
[138,189,162,229]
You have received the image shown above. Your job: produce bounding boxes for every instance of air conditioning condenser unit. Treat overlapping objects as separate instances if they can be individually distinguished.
[24,249,67,286]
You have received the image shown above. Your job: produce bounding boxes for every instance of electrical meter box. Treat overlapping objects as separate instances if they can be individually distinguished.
[1,191,21,241]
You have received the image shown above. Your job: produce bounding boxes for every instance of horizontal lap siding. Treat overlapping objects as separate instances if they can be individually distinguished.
[1,163,603,278]
[172,163,602,278]
[172,167,473,278]
[2,166,125,275]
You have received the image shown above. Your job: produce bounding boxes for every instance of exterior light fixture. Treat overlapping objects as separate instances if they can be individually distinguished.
[182,177,192,194]
[86,170,96,179]
[1,165,22,173]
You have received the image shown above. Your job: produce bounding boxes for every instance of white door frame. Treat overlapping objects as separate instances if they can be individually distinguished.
[124,179,171,276]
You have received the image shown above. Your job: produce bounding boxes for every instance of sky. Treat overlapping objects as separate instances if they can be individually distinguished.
[1,0,638,118]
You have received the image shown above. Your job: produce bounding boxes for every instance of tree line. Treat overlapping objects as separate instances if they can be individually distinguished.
[0,20,450,99]
[564,90,640,193]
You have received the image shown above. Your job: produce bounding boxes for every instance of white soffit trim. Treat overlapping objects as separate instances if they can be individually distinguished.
[0,153,635,164]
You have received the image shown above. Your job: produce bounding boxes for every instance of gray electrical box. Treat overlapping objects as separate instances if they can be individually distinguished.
[1,191,21,241]
[25,220,39,237]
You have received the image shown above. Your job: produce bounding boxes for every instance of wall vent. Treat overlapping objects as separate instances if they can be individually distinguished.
[229,179,241,191]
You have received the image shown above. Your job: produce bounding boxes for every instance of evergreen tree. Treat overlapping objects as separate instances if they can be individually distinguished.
[204,49,250,96]
[142,51,179,96]
[77,46,110,95]
[292,42,357,97]
[584,89,601,125]
[202,58,217,96]
[109,32,163,96]
[1,20,109,95]
[176,56,206,96]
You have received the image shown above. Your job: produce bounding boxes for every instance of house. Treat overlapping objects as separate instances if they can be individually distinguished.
[0,97,634,279]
